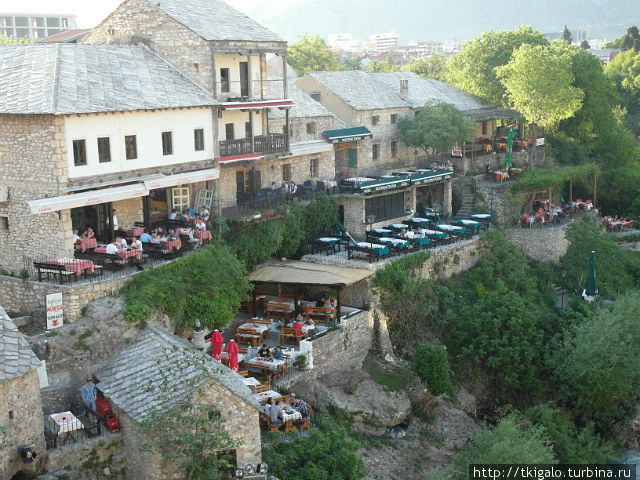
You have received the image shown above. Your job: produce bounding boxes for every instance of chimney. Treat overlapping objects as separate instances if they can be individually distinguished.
[400,79,408,98]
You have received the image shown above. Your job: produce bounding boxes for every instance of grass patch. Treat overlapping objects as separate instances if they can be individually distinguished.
[364,350,413,392]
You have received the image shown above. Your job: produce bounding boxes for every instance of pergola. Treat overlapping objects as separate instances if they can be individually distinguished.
[248,260,374,320]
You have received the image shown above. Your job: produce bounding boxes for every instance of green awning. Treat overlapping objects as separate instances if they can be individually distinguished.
[323,126,373,144]
[358,176,410,193]
[411,169,453,185]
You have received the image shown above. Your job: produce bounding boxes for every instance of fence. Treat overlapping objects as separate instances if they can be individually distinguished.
[44,409,119,451]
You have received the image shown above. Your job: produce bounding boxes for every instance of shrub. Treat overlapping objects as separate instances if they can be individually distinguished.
[413,343,454,396]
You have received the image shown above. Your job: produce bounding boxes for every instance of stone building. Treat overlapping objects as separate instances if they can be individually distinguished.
[0,43,219,273]
[94,324,261,479]
[0,305,45,480]
[81,0,308,212]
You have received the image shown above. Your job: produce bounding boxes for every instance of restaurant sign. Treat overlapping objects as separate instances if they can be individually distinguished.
[360,177,410,193]
[46,292,63,330]
[411,170,453,186]
[332,134,372,144]
[451,146,463,157]
[536,137,545,146]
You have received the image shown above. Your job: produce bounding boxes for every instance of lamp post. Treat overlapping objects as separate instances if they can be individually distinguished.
[366,214,376,263]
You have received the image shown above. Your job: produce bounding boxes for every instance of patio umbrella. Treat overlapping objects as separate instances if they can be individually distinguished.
[210,330,223,361]
[226,340,239,372]
[584,250,598,296]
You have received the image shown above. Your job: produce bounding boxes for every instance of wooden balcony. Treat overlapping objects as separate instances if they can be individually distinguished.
[219,134,289,158]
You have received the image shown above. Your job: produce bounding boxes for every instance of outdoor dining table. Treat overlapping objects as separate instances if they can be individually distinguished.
[377,237,411,249]
[404,217,432,227]
[355,242,390,256]
[470,214,492,221]
[455,219,483,233]
[386,223,409,232]
[313,237,341,255]
[371,228,393,235]
[436,224,468,235]
[238,322,270,336]
[282,408,302,422]
[247,357,286,372]
[49,411,84,445]
[220,351,245,364]
[46,257,94,274]
[194,230,212,240]
[76,237,97,253]
[421,229,448,240]
[253,389,281,403]
[288,322,314,334]
[126,227,144,237]
[410,235,430,247]
[95,246,140,260]
[608,220,631,232]
[160,238,182,251]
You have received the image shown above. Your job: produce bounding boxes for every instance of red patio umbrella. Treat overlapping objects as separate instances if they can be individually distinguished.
[210,330,223,361]
[226,339,239,372]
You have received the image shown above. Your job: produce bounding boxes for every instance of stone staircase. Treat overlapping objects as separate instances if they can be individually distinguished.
[452,191,477,221]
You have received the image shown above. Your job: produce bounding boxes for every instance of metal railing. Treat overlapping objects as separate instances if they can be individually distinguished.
[219,133,289,158]
[44,410,119,451]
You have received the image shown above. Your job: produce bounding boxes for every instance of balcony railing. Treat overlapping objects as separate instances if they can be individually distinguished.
[219,133,289,158]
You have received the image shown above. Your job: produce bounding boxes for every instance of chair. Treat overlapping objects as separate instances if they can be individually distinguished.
[238,369,249,378]
[259,411,283,432]
[235,328,264,347]
[280,327,306,345]
[256,384,268,393]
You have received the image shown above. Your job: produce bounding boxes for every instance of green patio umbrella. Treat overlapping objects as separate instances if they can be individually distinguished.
[584,250,598,296]
[503,128,514,169]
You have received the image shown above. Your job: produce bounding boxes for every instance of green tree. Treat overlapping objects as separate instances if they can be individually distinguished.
[287,34,344,76]
[580,40,590,50]
[562,25,573,44]
[405,55,447,79]
[397,103,475,160]
[364,54,401,72]
[606,26,640,51]
[606,48,640,137]
[445,26,549,105]
[428,414,556,479]
[496,43,584,131]
[0,35,32,44]
[556,292,640,426]
[264,417,367,480]
[342,57,362,70]
[413,343,454,396]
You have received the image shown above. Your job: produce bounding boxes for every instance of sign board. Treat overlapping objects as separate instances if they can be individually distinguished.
[536,137,545,146]
[46,292,63,330]
[451,146,463,157]
[331,134,372,144]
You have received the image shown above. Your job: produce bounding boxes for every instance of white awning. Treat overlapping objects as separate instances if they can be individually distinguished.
[143,168,220,190]
[28,183,148,214]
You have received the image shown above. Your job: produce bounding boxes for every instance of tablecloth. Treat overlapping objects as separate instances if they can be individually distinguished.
[405,217,431,227]
[315,237,340,245]
[220,352,245,363]
[371,228,393,234]
[95,246,140,259]
[247,357,285,371]
[387,223,408,231]
[470,214,492,220]
[126,227,144,237]
[354,242,390,256]
[242,377,261,387]
[282,410,302,422]
[194,230,212,240]
[47,258,94,274]
[49,411,83,433]
[77,237,97,253]
[436,224,468,235]
[253,390,281,403]
[421,229,448,240]
[160,238,181,250]
[238,323,269,334]
[377,237,410,249]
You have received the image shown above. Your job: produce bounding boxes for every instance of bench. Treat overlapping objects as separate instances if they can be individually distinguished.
[303,306,334,323]
[235,328,264,347]
[259,411,283,432]
[85,252,128,271]
[265,302,293,320]
[280,327,306,345]
[34,262,76,284]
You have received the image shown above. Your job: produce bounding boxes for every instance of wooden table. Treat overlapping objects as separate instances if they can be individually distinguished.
[49,411,83,445]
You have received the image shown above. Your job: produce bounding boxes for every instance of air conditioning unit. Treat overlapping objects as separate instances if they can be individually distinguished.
[0,186,8,203]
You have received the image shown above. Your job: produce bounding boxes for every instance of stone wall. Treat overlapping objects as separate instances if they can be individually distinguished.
[44,434,124,475]
[0,114,71,273]
[0,370,46,480]
[269,114,335,145]
[0,274,132,322]
[505,223,570,263]
[112,197,143,233]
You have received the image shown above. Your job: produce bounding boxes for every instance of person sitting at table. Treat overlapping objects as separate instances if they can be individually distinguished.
[168,229,178,240]
[329,296,337,308]
[81,226,95,239]
[150,232,160,244]
[140,229,152,243]
[304,317,316,335]
[404,227,415,239]
[258,344,272,360]
[195,219,207,243]
[105,239,118,255]
[73,229,81,244]
[270,400,284,426]
[185,205,195,217]
[272,346,284,360]
[263,397,273,415]
[315,296,328,307]
[116,236,127,250]
[292,317,304,337]
[199,206,209,221]
[131,236,143,252]
[168,208,178,220]
[289,181,298,198]
[291,396,309,419]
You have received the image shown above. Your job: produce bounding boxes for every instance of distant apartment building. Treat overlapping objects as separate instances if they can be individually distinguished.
[368,31,399,52]
[327,33,365,53]
[0,13,76,40]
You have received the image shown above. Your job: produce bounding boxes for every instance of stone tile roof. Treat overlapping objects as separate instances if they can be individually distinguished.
[150,0,283,43]
[269,84,334,119]
[303,71,488,112]
[94,324,257,421]
[0,305,41,384]
[0,44,218,115]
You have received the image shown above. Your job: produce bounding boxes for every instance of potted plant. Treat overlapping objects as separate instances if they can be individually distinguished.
[295,354,307,371]
[252,210,262,220]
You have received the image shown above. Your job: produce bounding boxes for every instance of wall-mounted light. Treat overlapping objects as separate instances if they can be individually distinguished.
[19,446,36,464]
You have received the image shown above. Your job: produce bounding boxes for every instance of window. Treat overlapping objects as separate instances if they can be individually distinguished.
[0,215,8,230]
[8,410,13,419]
[391,141,397,158]
[245,122,252,139]
[97,137,111,163]
[282,164,291,182]
[72,139,86,166]
[193,62,200,73]
[365,192,405,222]
[372,143,379,161]
[171,187,190,211]
[311,92,321,101]
[306,122,316,134]
[391,114,398,124]
[162,131,173,156]
[194,129,204,151]
[225,123,235,140]
[125,135,137,160]
[482,121,488,135]
[310,158,318,177]
[372,115,380,126]
[220,68,230,93]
